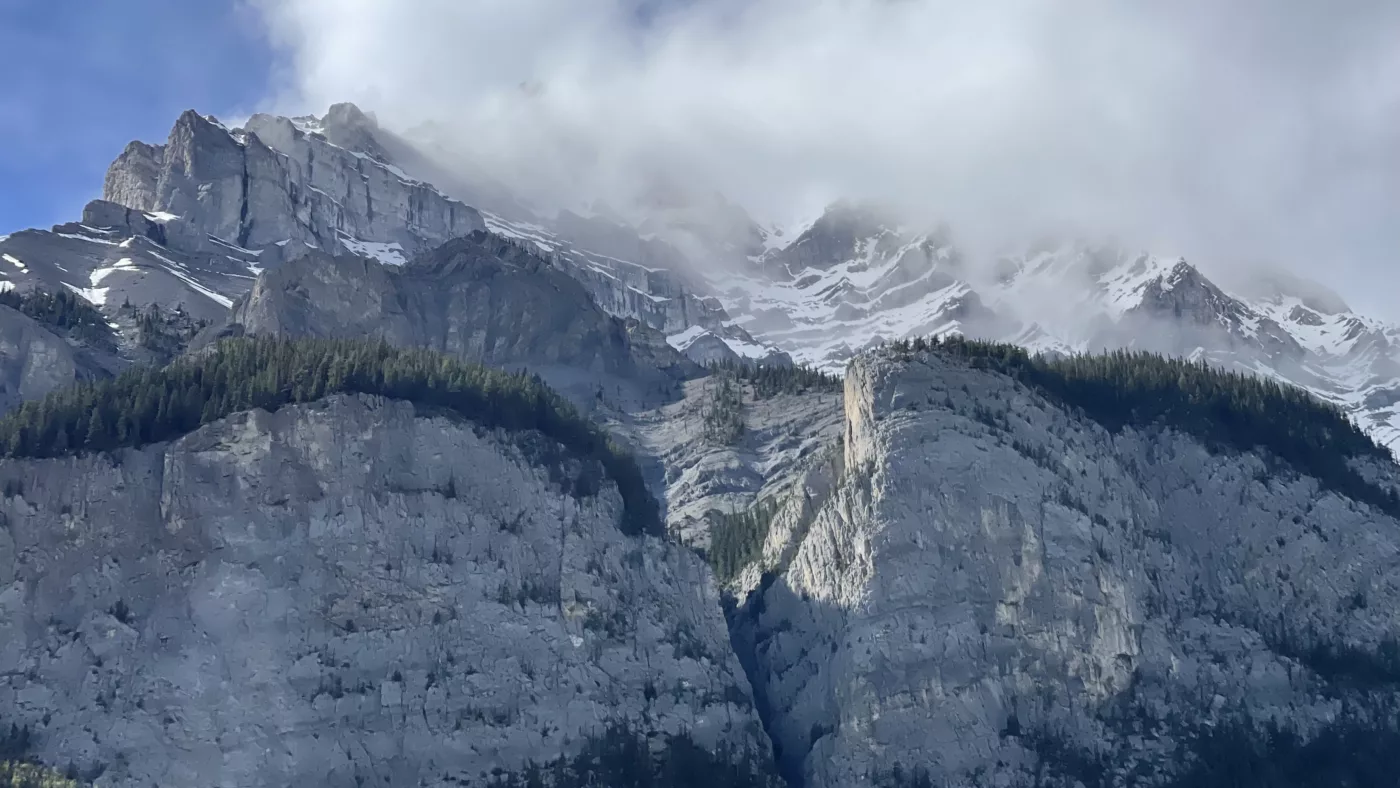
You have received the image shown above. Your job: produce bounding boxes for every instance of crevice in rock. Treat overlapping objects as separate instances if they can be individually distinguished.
[724,578,803,788]
[236,151,253,249]
[358,155,374,224]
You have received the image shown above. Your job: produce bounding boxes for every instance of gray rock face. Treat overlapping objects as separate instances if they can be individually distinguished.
[731,349,1400,787]
[223,232,699,402]
[1097,259,1306,366]
[0,394,768,787]
[102,142,164,211]
[622,376,844,545]
[0,307,81,412]
[103,109,486,259]
[764,202,898,280]
[92,104,771,362]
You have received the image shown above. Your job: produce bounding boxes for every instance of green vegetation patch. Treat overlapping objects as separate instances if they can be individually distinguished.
[0,762,80,788]
[707,360,841,400]
[706,497,782,584]
[0,336,661,536]
[702,370,746,446]
[0,289,111,345]
[888,335,1400,517]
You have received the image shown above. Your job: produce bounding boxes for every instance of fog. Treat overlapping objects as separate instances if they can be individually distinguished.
[249,0,1400,314]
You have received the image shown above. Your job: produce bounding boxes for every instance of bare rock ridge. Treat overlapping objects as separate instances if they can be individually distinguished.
[0,394,770,787]
[105,109,486,259]
[0,307,82,412]
[216,230,700,404]
[726,346,1400,787]
[7,102,771,376]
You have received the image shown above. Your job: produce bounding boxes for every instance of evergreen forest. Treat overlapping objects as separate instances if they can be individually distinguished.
[484,723,781,788]
[706,361,841,400]
[0,336,661,536]
[0,288,110,345]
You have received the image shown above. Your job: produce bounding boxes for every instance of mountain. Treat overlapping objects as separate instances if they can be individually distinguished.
[0,377,772,786]
[725,342,1400,787]
[4,100,1400,787]
[5,104,1396,452]
[215,230,699,405]
[703,210,1400,454]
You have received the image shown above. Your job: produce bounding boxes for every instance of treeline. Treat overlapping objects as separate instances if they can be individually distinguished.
[1163,716,1400,788]
[0,289,109,344]
[0,336,661,536]
[706,498,781,584]
[0,722,77,788]
[872,713,1400,788]
[888,335,1400,517]
[706,360,841,400]
[485,723,780,788]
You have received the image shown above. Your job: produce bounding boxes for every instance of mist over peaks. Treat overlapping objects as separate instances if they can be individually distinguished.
[249,0,1400,313]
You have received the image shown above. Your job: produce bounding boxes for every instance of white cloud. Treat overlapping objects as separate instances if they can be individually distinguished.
[250,0,1400,313]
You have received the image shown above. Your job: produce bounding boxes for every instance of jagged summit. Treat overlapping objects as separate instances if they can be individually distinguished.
[4,100,1400,450]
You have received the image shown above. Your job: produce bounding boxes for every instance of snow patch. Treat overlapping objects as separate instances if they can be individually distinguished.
[63,282,108,306]
[3,253,27,272]
[144,211,179,224]
[666,326,710,350]
[340,236,409,267]
[483,213,560,253]
[290,115,326,136]
[146,249,235,307]
[56,232,120,246]
[207,236,263,256]
[667,326,777,361]
[90,258,140,286]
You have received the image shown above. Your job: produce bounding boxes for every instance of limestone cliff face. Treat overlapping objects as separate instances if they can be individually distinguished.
[731,349,1400,787]
[0,307,81,412]
[103,109,485,257]
[0,394,767,787]
[222,232,699,402]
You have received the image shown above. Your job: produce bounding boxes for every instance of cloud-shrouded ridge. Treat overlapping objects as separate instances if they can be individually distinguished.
[250,0,1400,311]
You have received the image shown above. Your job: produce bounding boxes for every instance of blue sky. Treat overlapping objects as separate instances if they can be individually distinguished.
[0,0,273,234]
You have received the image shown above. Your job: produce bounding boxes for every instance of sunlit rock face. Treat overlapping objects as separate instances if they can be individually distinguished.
[729,347,1400,787]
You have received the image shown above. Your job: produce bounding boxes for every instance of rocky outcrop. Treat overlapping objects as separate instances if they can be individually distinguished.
[223,232,699,402]
[730,348,1400,787]
[1107,260,1307,366]
[0,394,768,787]
[0,204,260,326]
[622,376,844,545]
[762,202,900,280]
[0,307,81,412]
[103,109,485,258]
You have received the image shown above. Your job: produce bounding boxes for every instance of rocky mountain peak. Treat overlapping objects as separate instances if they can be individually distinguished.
[324,100,377,129]
[762,200,901,279]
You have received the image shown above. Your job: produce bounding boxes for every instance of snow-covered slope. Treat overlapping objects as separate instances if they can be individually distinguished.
[0,202,260,322]
[705,209,1400,454]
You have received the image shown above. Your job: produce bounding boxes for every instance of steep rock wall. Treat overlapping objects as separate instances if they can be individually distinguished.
[0,394,767,787]
[733,349,1400,787]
